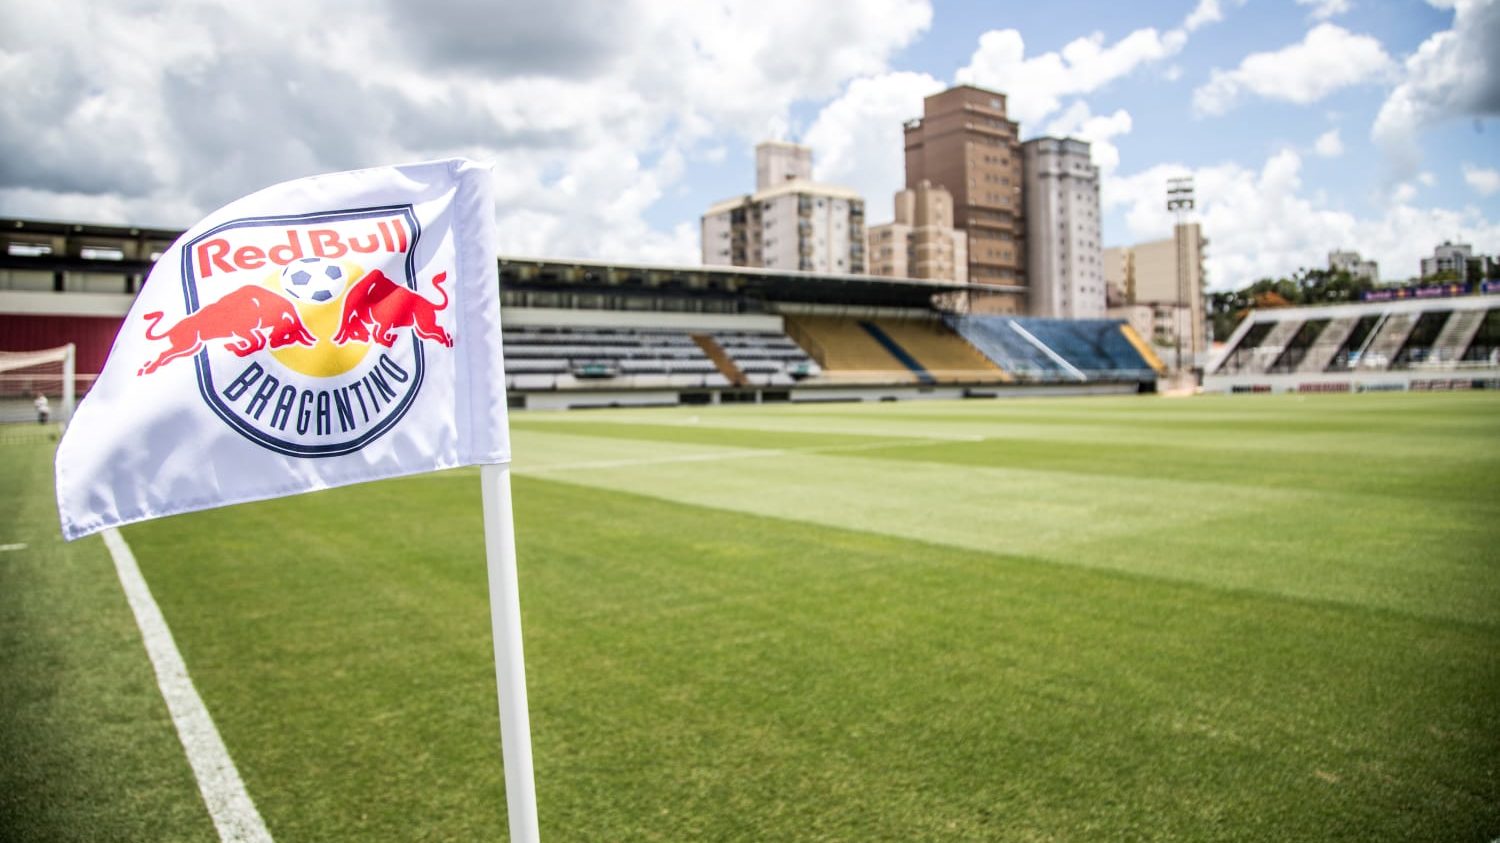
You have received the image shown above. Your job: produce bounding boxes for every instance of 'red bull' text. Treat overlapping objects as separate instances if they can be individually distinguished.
[196,219,410,278]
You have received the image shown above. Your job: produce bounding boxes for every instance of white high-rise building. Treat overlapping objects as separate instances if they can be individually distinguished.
[755,141,813,191]
[701,141,866,274]
[1021,137,1104,318]
[1421,241,1473,280]
[1329,249,1379,284]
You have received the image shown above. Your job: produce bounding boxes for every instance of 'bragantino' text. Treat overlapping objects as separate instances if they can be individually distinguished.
[221,354,411,437]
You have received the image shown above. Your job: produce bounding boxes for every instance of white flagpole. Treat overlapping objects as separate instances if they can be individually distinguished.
[479,462,541,842]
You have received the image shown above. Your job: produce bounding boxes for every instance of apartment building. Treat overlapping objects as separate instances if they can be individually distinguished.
[1021,137,1104,318]
[866,180,968,283]
[701,141,866,274]
[903,85,1025,311]
[1329,249,1379,284]
[1104,223,1208,366]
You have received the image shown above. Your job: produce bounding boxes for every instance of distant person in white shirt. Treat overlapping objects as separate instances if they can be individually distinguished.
[34,393,50,425]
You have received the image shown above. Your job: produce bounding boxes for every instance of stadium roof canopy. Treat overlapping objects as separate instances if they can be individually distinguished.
[1,217,1021,311]
[500,256,1022,310]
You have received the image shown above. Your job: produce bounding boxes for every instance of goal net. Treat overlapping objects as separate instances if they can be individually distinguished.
[0,344,77,427]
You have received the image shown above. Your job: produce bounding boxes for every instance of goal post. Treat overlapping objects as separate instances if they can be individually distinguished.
[0,344,77,427]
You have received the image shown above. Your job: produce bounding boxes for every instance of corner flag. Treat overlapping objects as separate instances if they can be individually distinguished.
[55,159,508,540]
[54,159,541,842]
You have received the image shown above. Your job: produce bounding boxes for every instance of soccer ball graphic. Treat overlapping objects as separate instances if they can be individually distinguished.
[280,258,346,304]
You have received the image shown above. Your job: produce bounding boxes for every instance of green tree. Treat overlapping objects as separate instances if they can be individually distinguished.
[1210,267,1374,340]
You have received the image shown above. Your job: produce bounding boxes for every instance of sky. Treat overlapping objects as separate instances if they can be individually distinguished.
[0,0,1496,291]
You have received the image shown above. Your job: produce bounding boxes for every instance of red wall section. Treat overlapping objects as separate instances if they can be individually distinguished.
[1,314,127,375]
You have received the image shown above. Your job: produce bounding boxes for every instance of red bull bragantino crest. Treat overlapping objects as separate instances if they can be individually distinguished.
[56,160,509,541]
[140,207,453,457]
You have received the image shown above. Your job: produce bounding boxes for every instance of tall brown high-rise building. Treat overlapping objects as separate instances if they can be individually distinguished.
[903,84,1025,313]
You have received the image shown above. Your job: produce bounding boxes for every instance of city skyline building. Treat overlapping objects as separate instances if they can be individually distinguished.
[903,84,1025,312]
[755,141,813,191]
[866,180,968,283]
[1329,249,1380,284]
[1021,136,1104,319]
[1417,240,1498,284]
[1104,223,1208,364]
[701,141,866,275]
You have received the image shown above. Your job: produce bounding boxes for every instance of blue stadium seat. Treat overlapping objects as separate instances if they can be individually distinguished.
[946,316,1155,382]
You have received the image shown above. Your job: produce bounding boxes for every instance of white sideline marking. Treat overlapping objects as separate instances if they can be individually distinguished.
[0,542,27,551]
[102,528,274,843]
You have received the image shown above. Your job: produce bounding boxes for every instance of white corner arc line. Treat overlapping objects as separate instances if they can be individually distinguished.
[102,528,274,843]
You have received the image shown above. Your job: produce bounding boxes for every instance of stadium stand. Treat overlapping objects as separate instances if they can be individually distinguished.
[502,326,728,391]
[1205,293,1500,393]
[1014,319,1160,381]
[1295,315,1359,373]
[946,316,1157,383]
[1391,311,1454,368]
[783,315,919,384]
[1242,318,1305,375]
[1265,319,1329,374]
[1119,324,1167,374]
[946,315,1076,381]
[705,330,820,387]
[4,216,1170,410]
[1462,310,1500,363]
[868,320,1009,383]
[1424,309,1486,365]
[1356,311,1418,369]
[691,335,748,386]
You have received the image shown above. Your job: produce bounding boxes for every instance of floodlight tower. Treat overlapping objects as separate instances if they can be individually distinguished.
[1166,177,1196,376]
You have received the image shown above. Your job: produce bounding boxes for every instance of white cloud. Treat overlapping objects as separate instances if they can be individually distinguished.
[803,72,946,222]
[1193,24,1395,115]
[1463,163,1500,195]
[817,2,1224,220]
[0,0,933,265]
[956,25,1187,126]
[1372,0,1500,180]
[1105,148,1500,289]
[1296,0,1353,20]
[1184,0,1225,31]
[1043,102,1134,175]
[1313,128,1344,157]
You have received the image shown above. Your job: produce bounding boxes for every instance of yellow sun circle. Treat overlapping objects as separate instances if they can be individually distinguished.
[268,261,370,377]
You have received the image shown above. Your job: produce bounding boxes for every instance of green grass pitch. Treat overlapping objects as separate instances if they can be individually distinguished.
[3,392,1498,841]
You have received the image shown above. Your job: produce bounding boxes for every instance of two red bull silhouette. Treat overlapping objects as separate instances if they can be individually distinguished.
[139,286,316,376]
[333,270,452,348]
[139,268,452,375]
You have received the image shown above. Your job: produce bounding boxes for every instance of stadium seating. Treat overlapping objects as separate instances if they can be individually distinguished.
[870,320,1009,383]
[783,316,920,383]
[946,316,1074,381]
[502,325,826,391]
[946,316,1156,382]
[503,326,723,390]
[705,331,821,386]
[1423,310,1486,365]
[1119,324,1167,374]
[782,316,1019,384]
[1355,311,1417,369]
[1214,318,1304,375]
[1296,316,1359,373]
[1011,319,1159,380]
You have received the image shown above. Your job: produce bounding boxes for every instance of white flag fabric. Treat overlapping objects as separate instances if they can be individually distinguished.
[56,159,509,541]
